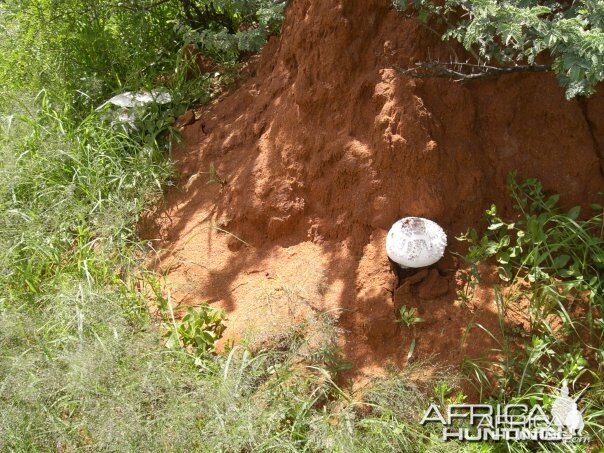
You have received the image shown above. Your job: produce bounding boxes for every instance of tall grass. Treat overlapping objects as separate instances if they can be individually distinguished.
[0,90,456,452]
[459,174,604,448]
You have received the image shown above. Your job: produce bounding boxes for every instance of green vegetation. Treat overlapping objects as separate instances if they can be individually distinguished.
[0,0,286,112]
[175,0,286,63]
[458,174,604,447]
[0,2,452,451]
[1,0,602,450]
[397,305,425,328]
[393,0,604,98]
[164,304,227,357]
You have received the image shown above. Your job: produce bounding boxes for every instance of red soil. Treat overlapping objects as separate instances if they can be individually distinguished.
[143,0,604,389]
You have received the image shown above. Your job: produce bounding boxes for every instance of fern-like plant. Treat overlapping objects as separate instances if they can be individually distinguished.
[393,0,604,99]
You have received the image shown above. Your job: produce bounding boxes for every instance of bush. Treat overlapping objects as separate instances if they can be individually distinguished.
[0,0,183,113]
[394,0,604,98]
[0,0,287,117]
[175,0,286,63]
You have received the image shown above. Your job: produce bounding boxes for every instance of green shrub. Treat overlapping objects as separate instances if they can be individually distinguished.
[175,0,286,63]
[393,0,604,98]
[0,0,286,119]
[164,304,227,356]
[0,0,184,113]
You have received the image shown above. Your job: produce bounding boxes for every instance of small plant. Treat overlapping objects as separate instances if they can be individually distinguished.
[461,173,603,327]
[397,305,424,328]
[433,381,466,406]
[455,262,480,307]
[165,304,226,357]
[397,305,424,360]
[433,381,453,406]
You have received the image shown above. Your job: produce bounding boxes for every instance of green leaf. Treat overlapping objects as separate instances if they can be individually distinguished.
[545,194,560,209]
[407,338,417,360]
[552,254,570,270]
[497,251,510,264]
[418,8,430,23]
[567,206,581,220]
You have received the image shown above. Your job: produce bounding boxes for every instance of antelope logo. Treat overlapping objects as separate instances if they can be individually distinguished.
[551,384,585,436]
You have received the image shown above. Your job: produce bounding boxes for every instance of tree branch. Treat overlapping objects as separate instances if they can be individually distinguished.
[394,60,551,81]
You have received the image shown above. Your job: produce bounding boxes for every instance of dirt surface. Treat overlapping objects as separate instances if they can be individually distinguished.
[142,0,604,390]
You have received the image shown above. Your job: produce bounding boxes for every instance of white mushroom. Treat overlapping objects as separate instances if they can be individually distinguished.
[386,217,447,268]
[97,89,172,110]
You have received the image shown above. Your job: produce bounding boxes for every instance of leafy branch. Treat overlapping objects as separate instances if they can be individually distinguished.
[393,0,604,98]
[395,60,551,81]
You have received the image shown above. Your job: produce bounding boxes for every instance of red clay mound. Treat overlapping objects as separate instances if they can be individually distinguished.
[144,0,604,385]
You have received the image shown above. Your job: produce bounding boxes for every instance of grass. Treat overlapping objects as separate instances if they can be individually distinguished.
[1,1,602,451]
[458,173,604,449]
[0,95,460,449]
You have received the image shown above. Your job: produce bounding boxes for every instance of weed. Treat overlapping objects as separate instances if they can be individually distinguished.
[432,381,466,406]
[455,260,481,307]
[397,305,425,362]
[397,305,425,328]
[164,304,227,357]
[458,173,604,446]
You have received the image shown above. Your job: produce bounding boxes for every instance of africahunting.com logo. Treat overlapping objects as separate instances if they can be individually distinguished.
[420,384,590,443]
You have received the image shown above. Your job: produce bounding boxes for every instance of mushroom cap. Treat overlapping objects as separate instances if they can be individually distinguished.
[100,89,172,109]
[386,217,447,268]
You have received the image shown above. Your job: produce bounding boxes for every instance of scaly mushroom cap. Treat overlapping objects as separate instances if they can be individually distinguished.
[386,217,447,268]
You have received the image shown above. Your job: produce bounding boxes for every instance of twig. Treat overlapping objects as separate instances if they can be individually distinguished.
[394,60,551,82]
[212,224,252,248]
